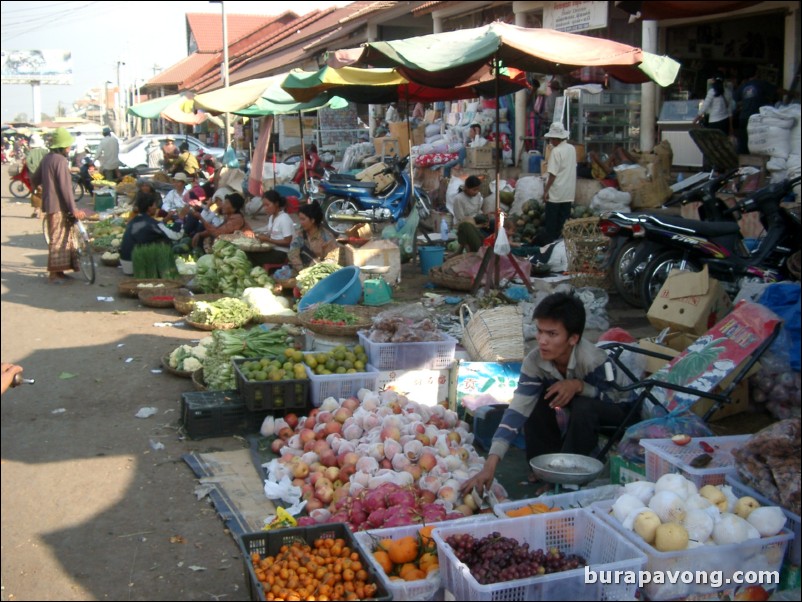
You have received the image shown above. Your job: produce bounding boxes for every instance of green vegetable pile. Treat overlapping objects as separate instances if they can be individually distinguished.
[88,217,125,250]
[195,240,272,296]
[132,243,179,279]
[311,304,358,325]
[187,298,254,327]
[296,262,339,295]
[202,327,295,390]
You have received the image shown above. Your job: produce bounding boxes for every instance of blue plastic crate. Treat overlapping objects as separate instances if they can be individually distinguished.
[471,404,526,451]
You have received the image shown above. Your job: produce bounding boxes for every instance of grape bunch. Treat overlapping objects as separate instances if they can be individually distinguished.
[444,533,586,585]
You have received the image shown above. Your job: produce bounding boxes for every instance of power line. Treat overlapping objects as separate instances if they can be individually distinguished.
[1,1,101,39]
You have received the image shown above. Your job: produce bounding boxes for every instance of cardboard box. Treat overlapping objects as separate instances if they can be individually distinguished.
[373,136,400,158]
[374,368,450,406]
[610,454,646,485]
[282,116,317,137]
[388,122,426,156]
[342,239,401,285]
[638,332,699,374]
[646,266,732,335]
[466,146,495,168]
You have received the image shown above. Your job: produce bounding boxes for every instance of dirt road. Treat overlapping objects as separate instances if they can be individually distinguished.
[1,165,251,601]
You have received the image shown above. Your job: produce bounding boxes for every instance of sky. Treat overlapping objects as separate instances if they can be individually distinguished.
[0,0,350,123]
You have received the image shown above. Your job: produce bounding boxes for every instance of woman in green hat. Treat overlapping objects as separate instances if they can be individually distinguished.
[31,127,88,284]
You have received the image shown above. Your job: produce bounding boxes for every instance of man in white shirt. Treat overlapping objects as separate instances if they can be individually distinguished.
[96,127,120,180]
[72,131,88,167]
[537,122,576,245]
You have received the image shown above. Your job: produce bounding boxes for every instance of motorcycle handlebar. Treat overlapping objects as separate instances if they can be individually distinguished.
[666,168,739,207]
[729,174,802,215]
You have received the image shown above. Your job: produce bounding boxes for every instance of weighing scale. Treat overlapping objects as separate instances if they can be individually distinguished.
[359,265,393,306]
[529,453,605,494]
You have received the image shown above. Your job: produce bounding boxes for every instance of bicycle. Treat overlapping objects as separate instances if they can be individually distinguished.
[41,216,96,284]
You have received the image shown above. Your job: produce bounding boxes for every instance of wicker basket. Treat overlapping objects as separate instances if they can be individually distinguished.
[252,313,301,326]
[428,254,475,291]
[562,217,610,290]
[117,278,185,298]
[161,353,193,378]
[138,288,181,308]
[299,305,381,337]
[101,255,120,267]
[184,318,243,331]
[172,293,227,315]
[191,369,207,391]
[459,305,525,362]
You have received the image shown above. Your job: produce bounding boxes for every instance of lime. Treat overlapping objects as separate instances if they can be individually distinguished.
[292,350,304,363]
[283,362,294,371]
[336,366,347,374]
[345,352,356,362]
[284,347,295,358]
[354,360,365,370]
[305,356,317,369]
[325,358,337,371]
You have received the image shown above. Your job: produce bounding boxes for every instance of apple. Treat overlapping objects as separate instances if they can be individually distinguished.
[446,431,461,446]
[418,452,437,472]
[324,421,342,436]
[284,413,299,430]
[333,407,352,424]
[270,438,284,454]
[341,397,360,412]
[323,466,340,482]
[299,428,316,445]
[415,433,431,446]
[277,426,294,440]
[292,462,310,479]
[671,434,692,446]
[339,464,356,481]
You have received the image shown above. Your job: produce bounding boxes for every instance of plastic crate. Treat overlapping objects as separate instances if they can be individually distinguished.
[304,364,379,407]
[431,509,646,601]
[726,474,801,566]
[470,404,526,451]
[642,434,751,489]
[493,485,624,518]
[232,358,309,412]
[358,330,457,370]
[239,523,391,602]
[93,192,115,212]
[181,390,253,440]
[593,499,792,600]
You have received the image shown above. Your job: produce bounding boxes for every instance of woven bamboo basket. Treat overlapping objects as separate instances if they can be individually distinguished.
[191,369,207,391]
[562,217,610,290]
[138,288,181,308]
[172,293,227,315]
[428,254,475,291]
[252,313,301,326]
[299,305,381,337]
[101,255,120,267]
[117,278,185,298]
[161,353,193,378]
[459,304,525,362]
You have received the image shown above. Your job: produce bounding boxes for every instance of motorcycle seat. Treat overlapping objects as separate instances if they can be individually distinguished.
[328,173,362,183]
[327,178,378,191]
[647,215,741,237]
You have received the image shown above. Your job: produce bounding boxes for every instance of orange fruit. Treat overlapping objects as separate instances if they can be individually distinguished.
[388,536,418,565]
[372,550,392,575]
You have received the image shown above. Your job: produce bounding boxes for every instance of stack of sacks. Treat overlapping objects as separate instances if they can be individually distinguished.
[747,105,801,182]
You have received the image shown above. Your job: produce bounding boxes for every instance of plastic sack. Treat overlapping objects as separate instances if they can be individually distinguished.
[494,215,511,255]
[574,287,610,331]
[445,175,466,215]
[590,187,632,213]
[511,176,544,215]
[263,475,302,507]
[758,282,801,371]
[618,408,714,463]
[382,208,419,260]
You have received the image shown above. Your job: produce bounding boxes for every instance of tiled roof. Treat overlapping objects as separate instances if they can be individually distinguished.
[146,53,218,88]
[186,12,291,53]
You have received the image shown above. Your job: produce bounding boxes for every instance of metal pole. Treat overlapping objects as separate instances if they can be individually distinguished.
[116,61,125,137]
[221,1,231,149]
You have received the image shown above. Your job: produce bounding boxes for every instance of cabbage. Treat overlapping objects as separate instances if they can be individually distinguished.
[181,357,202,372]
[196,254,215,272]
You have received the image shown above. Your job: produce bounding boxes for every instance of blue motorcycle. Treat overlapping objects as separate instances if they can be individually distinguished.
[317,155,432,235]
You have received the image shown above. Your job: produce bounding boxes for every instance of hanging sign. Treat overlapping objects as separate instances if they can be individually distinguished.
[543,1,608,33]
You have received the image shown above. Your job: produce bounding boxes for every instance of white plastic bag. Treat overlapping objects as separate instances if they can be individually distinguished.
[494,214,511,255]
[263,475,302,506]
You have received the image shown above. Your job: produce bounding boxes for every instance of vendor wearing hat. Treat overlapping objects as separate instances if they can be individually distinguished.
[537,122,576,246]
[160,172,189,224]
[30,127,88,284]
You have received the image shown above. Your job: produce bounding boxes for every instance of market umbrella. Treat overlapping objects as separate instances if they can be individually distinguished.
[280,65,528,104]
[127,92,221,127]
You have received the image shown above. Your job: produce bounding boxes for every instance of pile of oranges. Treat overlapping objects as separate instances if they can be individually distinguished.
[371,525,440,582]
[505,502,562,517]
[250,536,380,601]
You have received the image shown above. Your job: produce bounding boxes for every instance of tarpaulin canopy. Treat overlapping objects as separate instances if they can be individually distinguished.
[281,65,529,104]
[126,93,222,126]
[331,22,680,88]
[193,74,348,116]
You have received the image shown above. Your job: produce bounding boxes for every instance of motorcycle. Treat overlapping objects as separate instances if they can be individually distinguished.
[291,147,336,197]
[9,162,88,202]
[317,155,432,235]
[600,168,742,308]
[624,175,801,308]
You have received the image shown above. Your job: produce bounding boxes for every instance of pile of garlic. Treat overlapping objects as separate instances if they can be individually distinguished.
[610,474,787,552]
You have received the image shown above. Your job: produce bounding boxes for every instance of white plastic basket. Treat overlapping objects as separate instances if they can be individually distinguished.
[358,330,457,370]
[726,474,801,566]
[493,485,623,518]
[642,435,751,489]
[431,508,646,601]
[303,364,379,407]
[593,499,792,600]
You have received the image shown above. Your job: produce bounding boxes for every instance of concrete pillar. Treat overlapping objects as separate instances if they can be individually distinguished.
[640,20,658,152]
[432,14,443,34]
[367,22,379,136]
[31,82,42,125]
[514,10,528,166]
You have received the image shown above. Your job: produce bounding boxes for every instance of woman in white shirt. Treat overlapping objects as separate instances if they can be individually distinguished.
[693,78,732,135]
[251,190,295,265]
[160,173,189,222]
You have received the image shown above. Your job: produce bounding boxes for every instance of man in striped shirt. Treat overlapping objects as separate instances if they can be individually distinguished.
[462,292,632,494]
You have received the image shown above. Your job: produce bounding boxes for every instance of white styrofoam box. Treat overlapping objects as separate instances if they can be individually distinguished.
[594,499,791,600]
[726,474,800,566]
[642,435,751,488]
[493,485,624,518]
[372,366,450,406]
[431,509,646,601]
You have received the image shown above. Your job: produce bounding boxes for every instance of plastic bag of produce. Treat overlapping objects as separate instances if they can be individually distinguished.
[618,408,713,463]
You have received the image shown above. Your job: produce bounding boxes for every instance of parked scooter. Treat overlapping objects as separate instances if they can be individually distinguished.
[623,175,800,308]
[291,146,336,197]
[317,155,432,235]
[9,162,87,202]
[600,168,742,308]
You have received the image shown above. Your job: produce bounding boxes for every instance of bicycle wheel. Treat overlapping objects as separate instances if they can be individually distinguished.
[42,216,50,245]
[72,224,96,284]
[72,179,85,202]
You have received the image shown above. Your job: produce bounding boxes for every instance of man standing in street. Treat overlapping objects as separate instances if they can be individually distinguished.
[72,131,88,167]
[25,133,48,218]
[537,123,576,245]
[31,127,87,284]
[96,126,120,181]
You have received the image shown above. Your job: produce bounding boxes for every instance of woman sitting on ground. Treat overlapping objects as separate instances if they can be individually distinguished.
[287,202,338,273]
[120,189,183,275]
[190,192,251,250]
[249,190,295,266]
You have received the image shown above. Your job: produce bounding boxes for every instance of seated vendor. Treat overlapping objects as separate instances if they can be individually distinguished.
[120,190,183,275]
[287,202,338,273]
[171,142,199,176]
[190,192,251,250]
[248,190,295,266]
[452,175,494,253]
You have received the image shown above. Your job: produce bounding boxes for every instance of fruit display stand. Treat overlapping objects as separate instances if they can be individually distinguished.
[431,508,646,601]
[642,435,751,488]
[593,499,792,600]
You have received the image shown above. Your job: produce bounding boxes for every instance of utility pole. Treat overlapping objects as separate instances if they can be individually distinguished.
[210,0,231,149]
[116,61,126,137]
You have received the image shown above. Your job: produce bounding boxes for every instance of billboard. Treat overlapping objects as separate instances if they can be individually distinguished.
[1,49,73,85]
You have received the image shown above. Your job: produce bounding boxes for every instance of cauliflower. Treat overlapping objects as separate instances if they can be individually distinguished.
[168,345,193,368]
[191,345,207,360]
[111,238,121,249]
[198,336,214,347]
[101,251,120,261]
[181,357,202,372]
